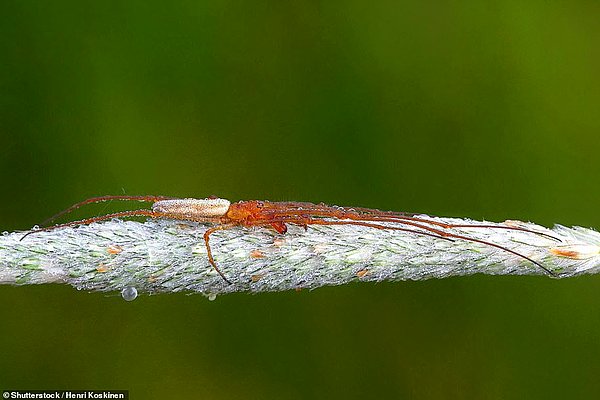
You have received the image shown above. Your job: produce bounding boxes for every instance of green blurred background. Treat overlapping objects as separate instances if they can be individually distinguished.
[1,1,599,398]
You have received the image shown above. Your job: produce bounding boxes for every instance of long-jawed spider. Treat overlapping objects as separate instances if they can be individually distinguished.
[22,195,560,283]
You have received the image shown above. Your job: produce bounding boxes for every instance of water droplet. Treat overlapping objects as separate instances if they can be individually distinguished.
[121,286,138,301]
[207,293,217,301]
[2,231,8,236]
[32,225,40,231]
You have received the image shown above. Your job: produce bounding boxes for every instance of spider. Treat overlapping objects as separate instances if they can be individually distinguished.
[22,195,559,283]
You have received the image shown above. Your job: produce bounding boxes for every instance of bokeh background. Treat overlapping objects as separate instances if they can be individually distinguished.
[1,1,599,398]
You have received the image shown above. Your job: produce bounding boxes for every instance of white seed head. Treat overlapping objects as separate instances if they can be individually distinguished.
[152,197,231,219]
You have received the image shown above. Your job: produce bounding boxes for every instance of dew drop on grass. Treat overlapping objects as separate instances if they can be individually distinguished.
[121,286,138,301]
[207,293,217,301]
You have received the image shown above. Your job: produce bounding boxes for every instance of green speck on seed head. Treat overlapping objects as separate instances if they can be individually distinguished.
[21,258,41,270]
[28,248,48,255]
[191,244,206,255]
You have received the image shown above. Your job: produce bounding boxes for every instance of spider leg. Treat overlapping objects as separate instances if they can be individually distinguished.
[41,195,174,226]
[211,214,555,281]
[27,206,237,284]
[338,211,561,242]
[201,221,298,284]
[238,216,453,242]
[441,231,556,276]
[252,215,555,277]
[262,207,560,242]
[203,224,236,284]
[294,219,454,241]
[437,222,560,242]
[206,218,451,283]
[368,216,560,242]
[306,217,555,276]
[21,209,170,241]
[260,211,454,239]
[360,214,561,242]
